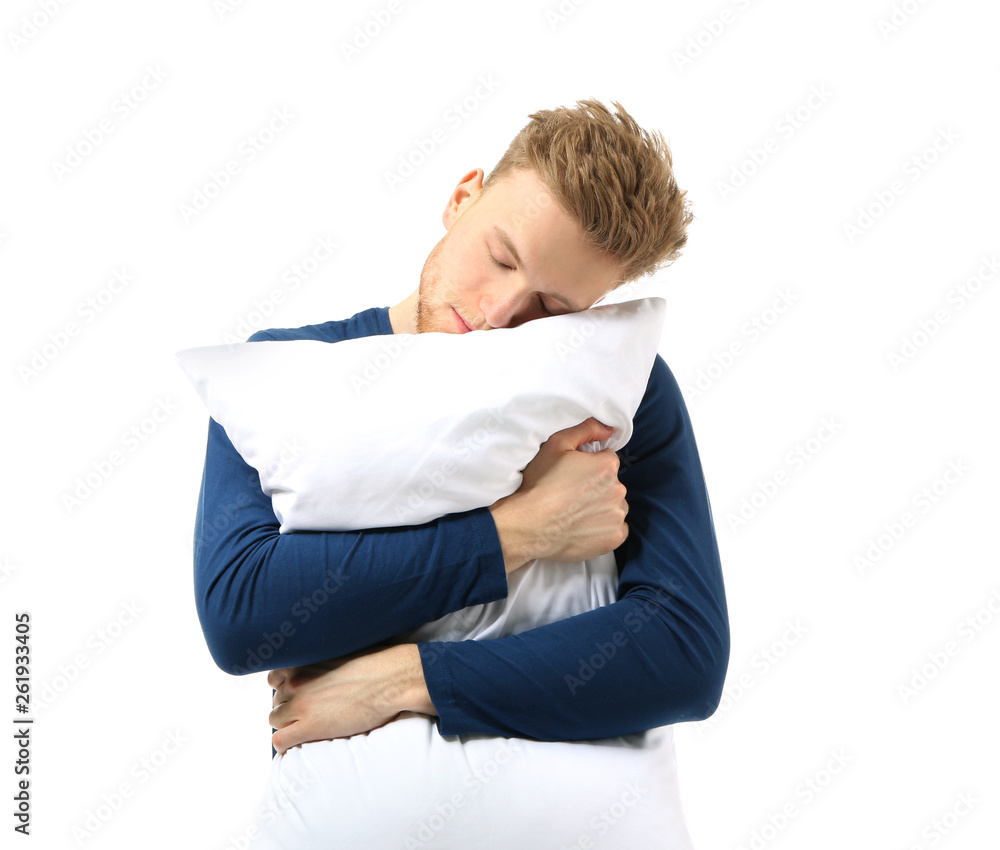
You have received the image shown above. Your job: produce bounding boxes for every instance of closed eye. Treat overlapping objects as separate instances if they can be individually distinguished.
[488,252,514,271]
[487,248,554,316]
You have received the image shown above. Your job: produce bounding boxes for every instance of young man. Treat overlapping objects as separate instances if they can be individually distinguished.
[194,99,729,755]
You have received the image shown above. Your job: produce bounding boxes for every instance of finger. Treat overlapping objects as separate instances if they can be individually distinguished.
[549,417,614,451]
[271,673,299,707]
[267,668,289,689]
[271,721,301,757]
[269,699,294,729]
[273,718,318,756]
[271,730,285,757]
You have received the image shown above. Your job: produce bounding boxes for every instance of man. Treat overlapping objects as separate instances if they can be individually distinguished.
[194,99,729,757]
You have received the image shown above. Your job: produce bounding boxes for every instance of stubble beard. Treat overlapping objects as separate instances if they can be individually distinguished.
[415,236,451,334]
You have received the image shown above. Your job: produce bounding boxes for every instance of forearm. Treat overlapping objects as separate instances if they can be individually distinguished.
[417,521,729,740]
[194,418,508,674]
[419,588,728,740]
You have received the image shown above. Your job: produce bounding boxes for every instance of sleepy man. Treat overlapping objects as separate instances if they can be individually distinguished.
[193,98,730,848]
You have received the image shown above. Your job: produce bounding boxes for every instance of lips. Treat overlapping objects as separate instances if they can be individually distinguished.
[452,307,476,333]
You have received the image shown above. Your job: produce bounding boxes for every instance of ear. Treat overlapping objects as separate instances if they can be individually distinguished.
[442,168,485,230]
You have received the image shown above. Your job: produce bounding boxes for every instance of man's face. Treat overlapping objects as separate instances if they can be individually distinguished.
[415,168,623,333]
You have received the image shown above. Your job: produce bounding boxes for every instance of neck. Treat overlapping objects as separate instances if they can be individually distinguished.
[388,289,419,334]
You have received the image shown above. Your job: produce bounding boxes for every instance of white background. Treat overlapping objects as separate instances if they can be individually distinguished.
[2,0,998,847]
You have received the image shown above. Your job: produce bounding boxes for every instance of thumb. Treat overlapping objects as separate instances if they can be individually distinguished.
[550,417,615,451]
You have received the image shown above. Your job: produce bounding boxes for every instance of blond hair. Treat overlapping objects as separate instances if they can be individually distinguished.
[483,98,693,285]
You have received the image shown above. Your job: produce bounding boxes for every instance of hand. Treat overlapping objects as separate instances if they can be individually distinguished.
[267,644,435,755]
[489,417,629,573]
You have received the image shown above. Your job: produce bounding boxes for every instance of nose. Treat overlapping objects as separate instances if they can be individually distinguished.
[480,281,535,329]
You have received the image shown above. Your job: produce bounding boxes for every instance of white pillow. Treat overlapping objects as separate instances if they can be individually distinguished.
[248,716,693,849]
[175,296,665,533]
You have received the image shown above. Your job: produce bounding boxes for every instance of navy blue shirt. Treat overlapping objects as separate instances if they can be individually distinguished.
[193,306,729,740]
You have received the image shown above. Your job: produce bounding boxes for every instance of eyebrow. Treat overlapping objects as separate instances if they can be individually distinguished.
[492,225,586,313]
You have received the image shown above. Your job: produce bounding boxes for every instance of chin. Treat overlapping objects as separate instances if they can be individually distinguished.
[416,279,463,334]
[415,298,452,334]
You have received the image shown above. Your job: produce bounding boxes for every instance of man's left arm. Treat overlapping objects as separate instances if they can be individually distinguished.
[416,354,729,739]
[270,355,730,744]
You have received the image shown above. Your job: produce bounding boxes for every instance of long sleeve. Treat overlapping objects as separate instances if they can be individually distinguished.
[418,354,730,740]
[192,322,509,675]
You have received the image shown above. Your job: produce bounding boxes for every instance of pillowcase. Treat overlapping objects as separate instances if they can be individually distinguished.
[175,296,665,533]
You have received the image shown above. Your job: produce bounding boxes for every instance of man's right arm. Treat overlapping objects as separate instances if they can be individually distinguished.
[194,416,509,675]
